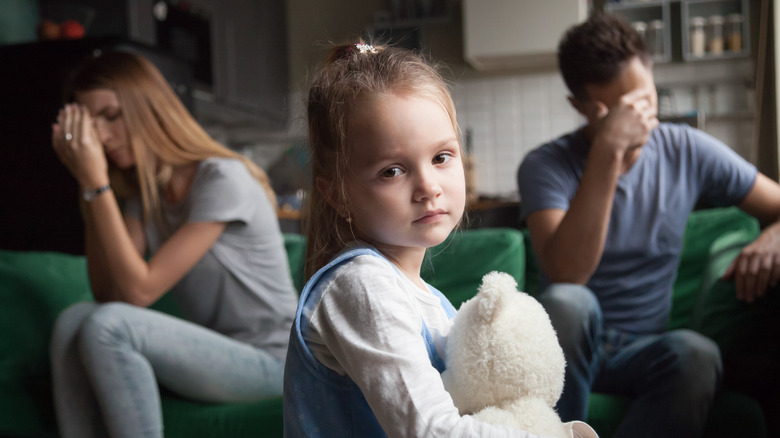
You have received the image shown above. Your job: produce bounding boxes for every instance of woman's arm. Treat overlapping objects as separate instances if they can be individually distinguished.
[81,189,225,305]
[53,104,225,306]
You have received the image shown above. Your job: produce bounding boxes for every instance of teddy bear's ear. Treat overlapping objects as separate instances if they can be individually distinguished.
[476,271,518,321]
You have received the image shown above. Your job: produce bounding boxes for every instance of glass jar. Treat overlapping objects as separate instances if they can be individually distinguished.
[647,19,665,60]
[631,21,647,42]
[726,13,743,52]
[689,16,706,57]
[707,15,725,55]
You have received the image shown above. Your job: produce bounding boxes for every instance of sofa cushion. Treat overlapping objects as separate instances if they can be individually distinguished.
[521,207,760,328]
[669,207,759,330]
[0,245,296,438]
[423,227,526,308]
[587,390,766,438]
[689,228,780,405]
[0,250,93,437]
[161,393,283,437]
[689,229,762,351]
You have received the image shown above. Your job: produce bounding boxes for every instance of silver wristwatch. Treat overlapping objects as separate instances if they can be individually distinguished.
[83,184,111,202]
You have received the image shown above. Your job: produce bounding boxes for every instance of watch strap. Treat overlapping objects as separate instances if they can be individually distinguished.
[83,184,111,202]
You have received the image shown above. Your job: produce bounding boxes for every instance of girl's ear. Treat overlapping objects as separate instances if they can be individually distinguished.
[316,176,345,214]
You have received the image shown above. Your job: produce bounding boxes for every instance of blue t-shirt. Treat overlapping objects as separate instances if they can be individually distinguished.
[517,123,757,334]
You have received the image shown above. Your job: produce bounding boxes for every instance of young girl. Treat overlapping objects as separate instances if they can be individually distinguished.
[49,51,298,437]
[283,43,593,437]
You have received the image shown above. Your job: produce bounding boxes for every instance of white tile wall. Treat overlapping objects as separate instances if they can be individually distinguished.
[453,72,583,199]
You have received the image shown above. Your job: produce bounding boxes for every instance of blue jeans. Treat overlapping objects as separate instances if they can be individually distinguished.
[538,284,723,438]
[50,302,285,438]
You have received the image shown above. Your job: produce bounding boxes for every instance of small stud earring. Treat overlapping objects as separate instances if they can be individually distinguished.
[346,216,353,224]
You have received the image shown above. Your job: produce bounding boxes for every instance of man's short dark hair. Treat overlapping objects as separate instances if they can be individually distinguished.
[558,13,650,100]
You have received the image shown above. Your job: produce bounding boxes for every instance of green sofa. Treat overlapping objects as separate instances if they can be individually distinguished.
[0,207,774,437]
[0,227,524,437]
[528,206,774,438]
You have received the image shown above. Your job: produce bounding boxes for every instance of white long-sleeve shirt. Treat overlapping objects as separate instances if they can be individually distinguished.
[301,252,551,438]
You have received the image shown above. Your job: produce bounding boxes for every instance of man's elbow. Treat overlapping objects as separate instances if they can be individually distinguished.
[543,261,594,285]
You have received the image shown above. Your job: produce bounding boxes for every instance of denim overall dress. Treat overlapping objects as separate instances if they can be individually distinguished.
[283,246,457,437]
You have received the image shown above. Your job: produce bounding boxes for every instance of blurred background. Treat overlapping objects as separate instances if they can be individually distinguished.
[0,0,776,250]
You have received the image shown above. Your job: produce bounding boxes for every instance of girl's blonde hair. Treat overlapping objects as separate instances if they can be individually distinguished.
[69,51,276,224]
[305,42,460,279]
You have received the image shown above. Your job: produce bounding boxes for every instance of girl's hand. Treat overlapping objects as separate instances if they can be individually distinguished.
[52,104,110,188]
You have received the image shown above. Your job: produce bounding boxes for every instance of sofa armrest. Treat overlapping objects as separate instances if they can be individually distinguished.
[689,229,776,353]
[0,250,94,436]
[669,207,759,330]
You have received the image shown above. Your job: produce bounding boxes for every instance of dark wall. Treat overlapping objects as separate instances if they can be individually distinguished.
[39,0,128,38]
[0,38,192,254]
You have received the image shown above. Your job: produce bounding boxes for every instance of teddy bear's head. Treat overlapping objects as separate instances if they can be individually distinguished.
[442,271,565,415]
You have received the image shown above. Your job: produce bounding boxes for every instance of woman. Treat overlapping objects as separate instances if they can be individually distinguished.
[49,51,298,438]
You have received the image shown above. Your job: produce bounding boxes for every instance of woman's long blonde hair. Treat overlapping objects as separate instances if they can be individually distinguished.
[304,42,460,279]
[69,51,276,224]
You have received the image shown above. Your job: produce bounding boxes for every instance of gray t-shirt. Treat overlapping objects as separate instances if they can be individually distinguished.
[517,123,757,334]
[125,157,297,360]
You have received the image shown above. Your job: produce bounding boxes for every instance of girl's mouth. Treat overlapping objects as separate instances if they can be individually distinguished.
[414,209,447,224]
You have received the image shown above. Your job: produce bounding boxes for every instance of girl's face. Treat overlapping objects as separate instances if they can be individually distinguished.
[75,88,135,169]
[344,93,466,257]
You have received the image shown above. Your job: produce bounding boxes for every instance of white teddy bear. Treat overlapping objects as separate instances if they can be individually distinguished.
[442,271,598,438]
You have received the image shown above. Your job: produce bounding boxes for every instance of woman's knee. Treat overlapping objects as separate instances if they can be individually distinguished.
[77,302,138,353]
[50,302,99,357]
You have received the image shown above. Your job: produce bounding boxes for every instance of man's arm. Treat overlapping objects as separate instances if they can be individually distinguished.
[724,173,780,302]
[528,89,658,284]
[526,151,621,284]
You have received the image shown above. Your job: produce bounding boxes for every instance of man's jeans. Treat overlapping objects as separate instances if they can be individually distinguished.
[538,284,722,438]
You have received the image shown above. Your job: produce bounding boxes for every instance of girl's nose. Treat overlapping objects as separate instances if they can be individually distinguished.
[413,168,443,202]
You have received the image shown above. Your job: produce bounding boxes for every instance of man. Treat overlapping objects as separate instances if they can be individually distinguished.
[517,13,780,438]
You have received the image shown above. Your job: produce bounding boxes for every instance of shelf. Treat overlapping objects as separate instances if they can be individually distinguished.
[681,0,750,61]
[605,0,669,9]
[605,1,672,63]
[603,0,750,63]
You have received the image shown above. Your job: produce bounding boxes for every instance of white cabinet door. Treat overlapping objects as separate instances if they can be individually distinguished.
[463,0,588,71]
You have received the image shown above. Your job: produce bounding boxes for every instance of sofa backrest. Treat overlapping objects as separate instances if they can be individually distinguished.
[0,250,94,435]
[423,228,526,308]
[668,206,758,329]
[520,207,759,329]
[281,228,528,310]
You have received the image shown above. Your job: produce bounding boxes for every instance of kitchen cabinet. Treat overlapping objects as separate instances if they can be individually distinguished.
[462,0,589,71]
[605,0,673,63]
[128,0,289,139]
[681,0,749,61]
[603,0,750,63]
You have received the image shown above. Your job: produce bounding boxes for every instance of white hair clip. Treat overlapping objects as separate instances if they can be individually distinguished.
[354,43,378,54]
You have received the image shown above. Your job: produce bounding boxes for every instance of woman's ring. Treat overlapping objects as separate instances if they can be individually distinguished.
[65,133,73,141]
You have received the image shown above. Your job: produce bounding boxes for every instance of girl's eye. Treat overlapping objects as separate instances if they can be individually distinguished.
[433,153,452,165]
[380,167,403,178]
